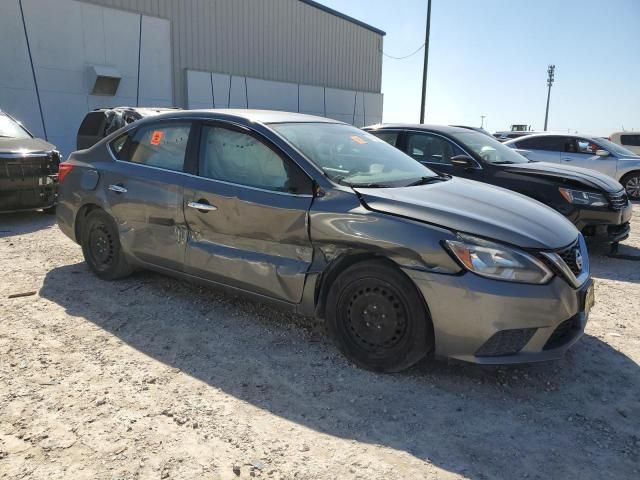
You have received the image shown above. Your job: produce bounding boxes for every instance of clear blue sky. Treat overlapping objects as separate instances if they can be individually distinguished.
[316,0,640,135]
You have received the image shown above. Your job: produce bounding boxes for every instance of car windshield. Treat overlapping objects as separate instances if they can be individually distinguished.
[593,137,640,158]
[451,131,530,164]
[0,113,32,139]
[271,122,438,187]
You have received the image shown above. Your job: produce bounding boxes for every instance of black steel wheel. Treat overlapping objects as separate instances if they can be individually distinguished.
[81,209,132,280]
[326,259,434,372]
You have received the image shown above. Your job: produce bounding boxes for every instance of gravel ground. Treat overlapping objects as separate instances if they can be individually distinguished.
[1,206,639,480]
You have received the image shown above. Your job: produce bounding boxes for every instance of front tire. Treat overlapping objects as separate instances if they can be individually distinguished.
[81,209,132,280]
[326,260,434,372]
[621,172,640,200]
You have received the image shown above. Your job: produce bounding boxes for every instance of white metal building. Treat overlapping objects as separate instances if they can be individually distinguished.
[0,0,385,155]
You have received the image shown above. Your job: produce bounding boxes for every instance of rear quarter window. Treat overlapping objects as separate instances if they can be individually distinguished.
[79,112,106,136]
[620,134,640,147]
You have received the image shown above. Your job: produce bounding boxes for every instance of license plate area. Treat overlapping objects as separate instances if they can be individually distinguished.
[581,282,595,317]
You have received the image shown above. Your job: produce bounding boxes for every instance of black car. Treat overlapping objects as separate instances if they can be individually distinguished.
[0,110,60,214]
[365,124,632,244]
[77,107,180,150]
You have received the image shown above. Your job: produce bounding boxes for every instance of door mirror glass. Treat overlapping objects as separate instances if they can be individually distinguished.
[450,155,475,168]
[595,149,609,157]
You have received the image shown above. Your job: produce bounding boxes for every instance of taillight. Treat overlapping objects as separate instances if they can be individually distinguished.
[58,162,74,183]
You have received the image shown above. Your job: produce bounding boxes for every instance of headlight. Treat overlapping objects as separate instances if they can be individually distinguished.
[444,235,553,284]
[559,188,607,207]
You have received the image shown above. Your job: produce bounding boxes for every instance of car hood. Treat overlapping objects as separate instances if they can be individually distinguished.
[354,177,578,250]
[0,137,56,154]
[501,161,622,192]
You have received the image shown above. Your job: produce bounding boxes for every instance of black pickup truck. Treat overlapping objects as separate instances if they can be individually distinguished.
[0,110,60,214]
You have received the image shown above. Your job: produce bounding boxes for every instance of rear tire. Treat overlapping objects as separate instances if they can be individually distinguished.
[621,172,640,200]
[326,259,434,372]
[81,209,132,280]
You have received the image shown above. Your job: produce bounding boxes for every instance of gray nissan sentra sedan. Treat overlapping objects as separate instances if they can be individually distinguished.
[56,110,594,372]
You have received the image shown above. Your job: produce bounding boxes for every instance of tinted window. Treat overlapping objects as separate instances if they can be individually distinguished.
[621,134,640,147]
[451,131,530,164]
[200,126,295,192]
[406,133,462,165]
[78,112,105,136]
[370,131,399,146]
[272,123,437,187]
[516,136,564,151]
[116,123,191,171]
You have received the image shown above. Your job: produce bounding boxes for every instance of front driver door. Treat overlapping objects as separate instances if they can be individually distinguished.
[182,122,314,303]
[102,121,193,271]
[403,132,482,180]
[561,137,618,178]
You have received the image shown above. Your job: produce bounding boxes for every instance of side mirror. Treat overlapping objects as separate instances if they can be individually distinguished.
[595,149,609,157]
[450,155,475,169]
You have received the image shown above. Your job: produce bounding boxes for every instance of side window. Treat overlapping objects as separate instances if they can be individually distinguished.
[621,134,640,147]
[78,112,105,136]
[200,125,304,193]
[518,136,563,151]
[370,131,399,147]
[406,133,462,165]
[116,123,191,171]
[576,138,599,155]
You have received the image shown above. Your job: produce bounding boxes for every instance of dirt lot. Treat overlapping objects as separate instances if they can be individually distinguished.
[1,207,639,480]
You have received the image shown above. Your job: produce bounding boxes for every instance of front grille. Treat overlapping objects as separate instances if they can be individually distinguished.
[543,316,581,350]
[556,240,582,276]
[0,153,55,179]
[475,328,537,357]
[608,190,628,210]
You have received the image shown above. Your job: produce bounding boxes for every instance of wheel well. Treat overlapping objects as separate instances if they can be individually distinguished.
[314,253,400,320]
[621,170,640,182]
[74,203,102,243]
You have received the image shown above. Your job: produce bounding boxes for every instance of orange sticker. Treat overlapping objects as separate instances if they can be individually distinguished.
[150,131,164,145]
[350,135,367,145]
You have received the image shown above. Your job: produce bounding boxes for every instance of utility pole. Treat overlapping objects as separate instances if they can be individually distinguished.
[480,115,486,128]
[419,0,432,124]
[543,64,555,131]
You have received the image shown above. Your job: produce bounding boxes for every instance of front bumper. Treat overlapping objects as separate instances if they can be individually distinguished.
[573,202,633,242]
[404,268,592,364]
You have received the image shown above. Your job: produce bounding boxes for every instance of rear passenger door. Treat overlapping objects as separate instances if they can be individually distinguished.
[103,121,194,271]
[182,121,314,303]
[512,136,563,163]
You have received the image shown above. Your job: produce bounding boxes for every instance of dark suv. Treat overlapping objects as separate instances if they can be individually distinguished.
[0,110,60,214]
[365,124,632,245]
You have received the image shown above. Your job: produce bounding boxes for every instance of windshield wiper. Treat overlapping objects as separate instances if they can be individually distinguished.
[349,182,394,188]
[405,176,445,187]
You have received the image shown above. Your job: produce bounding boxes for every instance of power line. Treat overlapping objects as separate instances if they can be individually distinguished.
[380,42,425,60]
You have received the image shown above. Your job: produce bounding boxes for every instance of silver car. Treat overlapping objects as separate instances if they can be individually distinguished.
[504,134,640,199]
[56,110,593,372]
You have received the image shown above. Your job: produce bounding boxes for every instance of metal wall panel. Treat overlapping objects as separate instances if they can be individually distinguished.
[79,0,384,108]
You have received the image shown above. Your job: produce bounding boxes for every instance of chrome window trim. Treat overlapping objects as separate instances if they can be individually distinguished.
[0,151,50,158]
[109,156,313,198]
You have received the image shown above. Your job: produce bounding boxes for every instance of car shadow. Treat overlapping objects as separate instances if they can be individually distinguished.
[588,240,640,283]
[0,211,56,238]
[38,263,640,479]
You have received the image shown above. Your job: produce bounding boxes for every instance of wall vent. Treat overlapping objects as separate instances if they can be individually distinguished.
[88,65,121,96]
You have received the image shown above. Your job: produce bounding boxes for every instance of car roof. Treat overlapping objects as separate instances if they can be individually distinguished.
[141,109,343,125]
[364,123,469,134]
[504,133,599,144]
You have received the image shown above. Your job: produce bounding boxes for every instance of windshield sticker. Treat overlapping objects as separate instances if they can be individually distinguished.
[150,131,164,145]
[350,135,368,145]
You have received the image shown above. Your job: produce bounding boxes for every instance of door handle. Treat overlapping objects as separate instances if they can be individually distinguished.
[108,184,127,193]
[562,157,573,162]
[187,200,218,212]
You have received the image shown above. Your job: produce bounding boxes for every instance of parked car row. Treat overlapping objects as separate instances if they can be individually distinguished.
[3,107,635,372]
